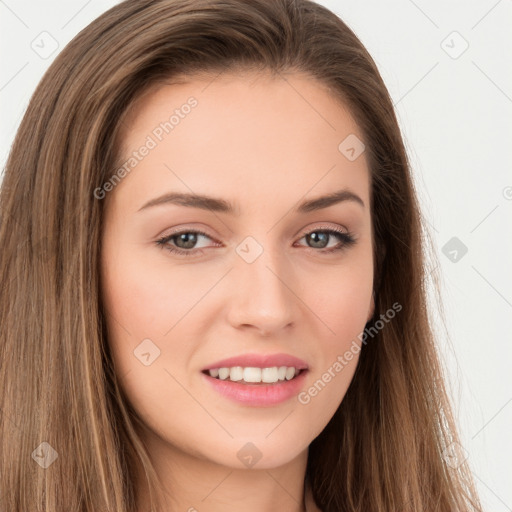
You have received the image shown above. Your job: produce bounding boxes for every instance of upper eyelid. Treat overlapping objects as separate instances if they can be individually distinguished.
[160,224,350,245]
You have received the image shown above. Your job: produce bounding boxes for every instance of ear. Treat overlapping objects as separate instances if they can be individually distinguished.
[366,291,375,322]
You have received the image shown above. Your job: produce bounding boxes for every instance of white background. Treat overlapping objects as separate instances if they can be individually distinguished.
[1,1,511,510]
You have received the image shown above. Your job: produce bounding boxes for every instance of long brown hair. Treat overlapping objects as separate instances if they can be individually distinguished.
[0,0,482,510]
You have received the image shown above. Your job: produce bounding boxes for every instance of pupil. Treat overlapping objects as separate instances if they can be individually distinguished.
[176,232,197,249]
[307,231,328,248]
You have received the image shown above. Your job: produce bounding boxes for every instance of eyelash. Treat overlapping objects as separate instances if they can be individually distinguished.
[155,226,356,258]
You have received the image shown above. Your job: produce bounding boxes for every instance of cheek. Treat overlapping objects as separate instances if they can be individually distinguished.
[102,248,206,340]
[295,312,365,444]
[293,261,372,431]
[312,281,370,333]
[101,250,204,435]
[304,260,373,345]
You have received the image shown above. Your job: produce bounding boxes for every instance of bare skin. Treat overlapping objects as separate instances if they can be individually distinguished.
[100,70,374,512]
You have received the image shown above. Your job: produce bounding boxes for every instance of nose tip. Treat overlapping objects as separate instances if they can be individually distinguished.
[227,252,296,336]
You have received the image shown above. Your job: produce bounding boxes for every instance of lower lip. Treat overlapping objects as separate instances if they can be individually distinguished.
[201,370,308,407]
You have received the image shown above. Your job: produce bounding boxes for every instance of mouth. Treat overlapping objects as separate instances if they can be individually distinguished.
[201,366,309,406]
[200,353,309,405]
[202,366,306,385]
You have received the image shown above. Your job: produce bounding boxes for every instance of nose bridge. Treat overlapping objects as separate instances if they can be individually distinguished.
[229,234,296,333]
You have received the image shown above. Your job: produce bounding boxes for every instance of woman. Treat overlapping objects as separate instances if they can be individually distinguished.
[0,0,483,510]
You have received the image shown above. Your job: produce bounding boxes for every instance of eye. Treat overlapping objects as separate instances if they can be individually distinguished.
[155,226,356,258]
[156,229,217,257]
[294,226,356,254]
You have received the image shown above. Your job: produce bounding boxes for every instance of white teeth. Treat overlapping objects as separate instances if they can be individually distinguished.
[277,366,287,380]
[218,367,230,380]
[229,366,243,381]
[207,366,301,383]
[261,367,278,383]
[243,367,261,382]
[285,367,296,380]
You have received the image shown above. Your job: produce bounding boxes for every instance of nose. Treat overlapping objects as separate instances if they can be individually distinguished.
[226,243,297,337]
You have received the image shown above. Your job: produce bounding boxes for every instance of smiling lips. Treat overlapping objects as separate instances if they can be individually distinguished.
[201,352,309,406]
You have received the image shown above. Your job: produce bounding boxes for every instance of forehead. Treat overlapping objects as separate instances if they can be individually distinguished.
[110,71,370,216]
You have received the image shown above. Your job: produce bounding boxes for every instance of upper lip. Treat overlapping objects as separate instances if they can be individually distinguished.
[202,353,309,371]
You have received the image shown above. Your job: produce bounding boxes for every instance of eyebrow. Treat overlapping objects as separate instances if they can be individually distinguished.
[137,188,365,214]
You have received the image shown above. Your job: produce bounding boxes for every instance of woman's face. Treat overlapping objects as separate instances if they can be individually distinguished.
[101,71,374,470]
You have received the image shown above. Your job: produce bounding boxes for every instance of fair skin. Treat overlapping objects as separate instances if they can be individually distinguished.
[100,70,374,512]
